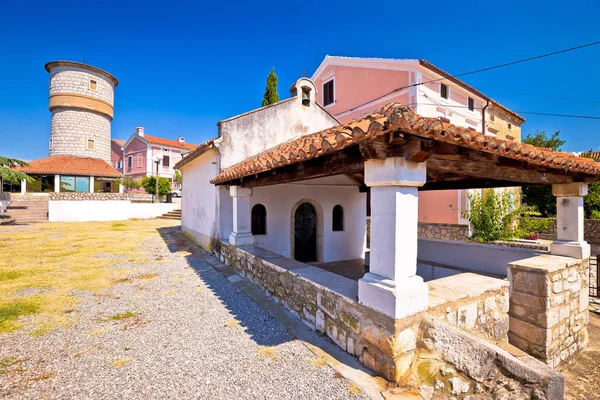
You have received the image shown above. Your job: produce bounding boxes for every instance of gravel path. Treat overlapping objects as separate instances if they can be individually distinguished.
[0,225,369,399]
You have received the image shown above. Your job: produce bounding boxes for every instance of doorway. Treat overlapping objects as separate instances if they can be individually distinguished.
[294,202,317,262]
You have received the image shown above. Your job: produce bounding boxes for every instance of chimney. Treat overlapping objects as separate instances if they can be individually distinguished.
[135,126,145,137]
[178,137,185,145]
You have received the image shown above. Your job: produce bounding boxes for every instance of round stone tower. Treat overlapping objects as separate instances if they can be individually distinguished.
[45,61,119,163]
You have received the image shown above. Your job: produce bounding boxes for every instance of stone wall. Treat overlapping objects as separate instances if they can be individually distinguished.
[539,217,600,244]
[418,222,469,241]
[218,242,421,385]
[427,273,510,342]
[50,108,112,163]
[0,192,10,201]
[5,194,49,202]
[508,255,589,368]
[217,243,563,398]
[49,192,152,202]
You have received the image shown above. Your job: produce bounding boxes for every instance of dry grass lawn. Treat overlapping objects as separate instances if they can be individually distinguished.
[0,219,179,336]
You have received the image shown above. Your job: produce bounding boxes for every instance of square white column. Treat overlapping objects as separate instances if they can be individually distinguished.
[229,186,254,246]
[54,175,60,193]
[89,176,95,193]
[119,183,124,194]
[358,157,429,319]
[550,182,590,259]
[21,179,26,194]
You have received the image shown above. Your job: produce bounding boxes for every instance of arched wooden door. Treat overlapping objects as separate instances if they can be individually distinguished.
[294,203,317,262]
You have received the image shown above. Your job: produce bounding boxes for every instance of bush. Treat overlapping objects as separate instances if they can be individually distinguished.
[141,176,171,196]
[515,208,551,238]
[115,176,142,190]
[590,210,600,220]
[462,189,520,243]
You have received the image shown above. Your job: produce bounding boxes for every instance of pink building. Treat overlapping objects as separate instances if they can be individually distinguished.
[311,56,525,230]
[118,127,197,191]
[111,139,125,173]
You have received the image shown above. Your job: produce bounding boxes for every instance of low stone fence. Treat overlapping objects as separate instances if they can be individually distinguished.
[539,218,600,244]
[217,242,564,397]
[427,273,510,342]
[418,222,469,241]
[49,192,153,201]
[218,242,421,385]
[508,255,589,368]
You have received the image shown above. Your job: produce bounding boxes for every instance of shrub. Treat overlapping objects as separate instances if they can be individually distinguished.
[141,176,171,196]
[463,189,520,243]
[590,209,600,220]
[515,208,551,238]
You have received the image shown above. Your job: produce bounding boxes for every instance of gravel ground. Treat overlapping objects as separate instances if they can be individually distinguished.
[0,225,369,399]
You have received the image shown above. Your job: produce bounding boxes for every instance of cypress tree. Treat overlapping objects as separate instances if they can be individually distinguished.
[261,68,279,106]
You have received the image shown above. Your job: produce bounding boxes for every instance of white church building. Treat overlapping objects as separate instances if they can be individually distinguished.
[176,77,596,396]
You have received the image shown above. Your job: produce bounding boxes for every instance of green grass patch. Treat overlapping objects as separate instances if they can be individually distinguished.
[0,299,41,333]
[106,311,140,321]
[0,356,18,374]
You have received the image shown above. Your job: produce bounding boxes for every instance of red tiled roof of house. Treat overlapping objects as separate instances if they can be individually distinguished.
[580,151,600,161]
[211,102,600,185]
[14,156,122,178]
[173,139,216,170]
[144,135,197,150]
[112,139,126,146]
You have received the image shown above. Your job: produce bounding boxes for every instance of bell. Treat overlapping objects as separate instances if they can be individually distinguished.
[302,90,310,106]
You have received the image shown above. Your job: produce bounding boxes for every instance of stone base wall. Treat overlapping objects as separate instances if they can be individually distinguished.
[218,242,421,384]
[49,192,153,202]
[412,317,563,400]
[0,192,10,201]
[428,275,510,342]
[539,217,600,244]
[418,222,469,241]
[508,255,589,368]
[5,194,50,202]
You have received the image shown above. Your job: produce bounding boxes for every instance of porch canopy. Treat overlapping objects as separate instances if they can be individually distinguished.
[211,103,600,190]
[209,102,600,319]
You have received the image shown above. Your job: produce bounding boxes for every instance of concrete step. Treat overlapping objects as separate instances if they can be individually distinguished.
[4,200,49,224]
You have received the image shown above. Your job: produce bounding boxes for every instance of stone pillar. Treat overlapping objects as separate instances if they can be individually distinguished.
[20,179,26,194]
[229,186,254,246]
[54,175,60,193]
[89,176,95,193]
[550,183,590,259]
[358,157,429,319]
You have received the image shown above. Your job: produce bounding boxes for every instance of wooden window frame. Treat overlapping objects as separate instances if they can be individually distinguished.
[323,79,335,107]
[440,83,449,99]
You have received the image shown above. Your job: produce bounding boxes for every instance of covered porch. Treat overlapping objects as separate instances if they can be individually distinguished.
[210,103,597,392]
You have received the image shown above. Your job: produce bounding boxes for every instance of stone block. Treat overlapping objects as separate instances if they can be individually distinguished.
[394,328,416,353]
[363,324,394,357]
[458,303,477,329]
[315,309,325,332]
[509,317,551,346]
[449,377,470,395]
[511,271,549,297]
[484,297,497,313]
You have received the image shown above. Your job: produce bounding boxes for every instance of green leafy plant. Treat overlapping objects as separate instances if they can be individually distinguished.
[515,207,551,239]
[590,210,600,220]
[463,189,521,243]
[114,176,142,190]
[174,170,182,185]
[0,156,33,185]
[141,176,171,196]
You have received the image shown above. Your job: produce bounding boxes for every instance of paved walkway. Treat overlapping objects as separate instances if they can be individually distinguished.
[0,224,369,399]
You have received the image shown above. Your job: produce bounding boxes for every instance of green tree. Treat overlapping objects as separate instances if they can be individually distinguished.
[579,152,600,218]
[261,68,279,107]
[462,189,521,242]
[141,176,171,196]
[174,170,182,185]
[521,130,565,217]
[115,176,142,190]
[0,156,33,185]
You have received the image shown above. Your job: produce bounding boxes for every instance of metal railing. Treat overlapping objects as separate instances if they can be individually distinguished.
[591,255,599,298]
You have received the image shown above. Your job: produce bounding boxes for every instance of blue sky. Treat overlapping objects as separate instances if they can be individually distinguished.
[1,0,599,160]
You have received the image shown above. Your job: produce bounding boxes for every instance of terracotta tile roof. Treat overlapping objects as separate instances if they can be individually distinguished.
[211,103,600,185]
[418,60,525,123]
[143,135,197,151]
[112,139,125,146]
[14,156,122,178]
[173,139,216,170]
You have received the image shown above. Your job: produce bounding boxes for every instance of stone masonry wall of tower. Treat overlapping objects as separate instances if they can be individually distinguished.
[47,63,116,163]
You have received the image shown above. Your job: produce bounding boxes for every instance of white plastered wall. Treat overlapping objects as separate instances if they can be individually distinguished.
[179,149,221,249]
[250,175,366,263]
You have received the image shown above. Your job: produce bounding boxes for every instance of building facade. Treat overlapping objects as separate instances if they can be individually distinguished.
[118,127,196,191]
[7,61,121,194]
[311,56,525,227]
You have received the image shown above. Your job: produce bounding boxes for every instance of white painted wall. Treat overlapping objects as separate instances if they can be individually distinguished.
[48,201,178,222]
[251,176,366,263]
[217,78,339,169]
[417,238,546,278]
[179,149,221,249]
[0,200,9,215]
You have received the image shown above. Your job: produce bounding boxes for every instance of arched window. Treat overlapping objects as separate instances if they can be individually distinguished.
[251,204,267,235]
[332,205,344,231]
